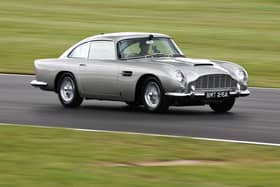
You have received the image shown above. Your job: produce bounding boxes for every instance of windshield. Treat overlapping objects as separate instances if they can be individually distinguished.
[117,37,184,59]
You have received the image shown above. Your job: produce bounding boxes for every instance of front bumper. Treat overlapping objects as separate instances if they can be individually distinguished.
[165,89,250,97]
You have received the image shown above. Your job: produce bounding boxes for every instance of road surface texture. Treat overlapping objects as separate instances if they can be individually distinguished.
[0,74,280,143]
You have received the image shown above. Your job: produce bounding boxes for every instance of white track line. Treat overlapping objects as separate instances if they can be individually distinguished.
[1,123,280,147]
[250,87,280,90]
[192,137,280,147]
[0,73,280,145]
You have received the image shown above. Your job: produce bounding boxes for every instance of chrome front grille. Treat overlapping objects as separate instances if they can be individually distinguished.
[190,74,237,91]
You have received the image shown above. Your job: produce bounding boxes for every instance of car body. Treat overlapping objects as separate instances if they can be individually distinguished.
[31,32,250,112]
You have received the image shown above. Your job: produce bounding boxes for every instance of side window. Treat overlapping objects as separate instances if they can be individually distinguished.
[123,42,141,57]
[88,41,115,60]
[69,42,89,58]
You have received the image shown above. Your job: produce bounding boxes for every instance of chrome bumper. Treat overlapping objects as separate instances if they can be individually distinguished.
[165,89,250,97]
[30,80,48,88]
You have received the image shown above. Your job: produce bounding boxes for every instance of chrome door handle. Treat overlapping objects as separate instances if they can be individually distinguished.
[79,63,87,67]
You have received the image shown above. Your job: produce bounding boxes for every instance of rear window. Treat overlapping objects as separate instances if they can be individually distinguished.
[68,42,89,59]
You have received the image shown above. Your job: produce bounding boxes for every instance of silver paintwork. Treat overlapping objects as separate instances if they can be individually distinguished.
[31,32,250,106]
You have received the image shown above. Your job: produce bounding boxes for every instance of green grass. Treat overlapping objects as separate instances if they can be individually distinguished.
[1,124,280,187]
[0,0,280,87]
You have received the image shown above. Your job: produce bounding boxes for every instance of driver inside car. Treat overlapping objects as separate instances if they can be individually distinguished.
[138,41,150,56]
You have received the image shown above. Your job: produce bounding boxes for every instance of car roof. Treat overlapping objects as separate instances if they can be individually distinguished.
[83,32,171,42]
[59,32,171,58]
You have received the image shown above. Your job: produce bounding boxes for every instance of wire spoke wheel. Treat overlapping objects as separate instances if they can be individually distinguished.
[60,77,75,103]
[144,82,161,109]
[142,78,169,112]
[58,74,83,108]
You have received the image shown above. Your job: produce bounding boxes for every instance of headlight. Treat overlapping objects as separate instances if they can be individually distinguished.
[175,70,185,83]
[236,69,248,82]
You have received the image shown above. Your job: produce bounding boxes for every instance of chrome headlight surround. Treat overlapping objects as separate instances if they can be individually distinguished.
[235,68,248,83]
[175,70,185,83]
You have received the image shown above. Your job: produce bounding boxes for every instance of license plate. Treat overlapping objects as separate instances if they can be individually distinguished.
[206,91,229,99]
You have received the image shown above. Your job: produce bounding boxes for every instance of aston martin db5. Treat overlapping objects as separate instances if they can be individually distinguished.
[31,32,250,112]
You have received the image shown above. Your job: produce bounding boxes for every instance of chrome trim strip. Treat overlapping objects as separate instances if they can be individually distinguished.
[240,90,251,96]
[30,80,48,87]
[165,89,250,97]
[165,92,205,97]
[193,92,205,96]
[165,93,190,96]
[229,90,250,96]
[229,91,238,95]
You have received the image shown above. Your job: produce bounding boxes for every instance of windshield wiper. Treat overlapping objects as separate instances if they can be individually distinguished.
[171,54,185,57]
[146,54,185,58]
[145,54,170,58]
[120,53,185,60]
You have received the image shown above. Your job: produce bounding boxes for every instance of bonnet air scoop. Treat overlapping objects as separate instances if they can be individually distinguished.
[175,58,215,66]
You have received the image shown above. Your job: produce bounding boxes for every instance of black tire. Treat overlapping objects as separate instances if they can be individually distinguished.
[209,98,235,113]
[141,77,170,112]
[58,73,83,108]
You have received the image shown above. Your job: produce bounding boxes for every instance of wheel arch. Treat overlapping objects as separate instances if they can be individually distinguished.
[134,74,163,104]
[54,71,76,93]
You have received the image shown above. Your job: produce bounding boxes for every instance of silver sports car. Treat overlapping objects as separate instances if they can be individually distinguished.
[31,32,250,112]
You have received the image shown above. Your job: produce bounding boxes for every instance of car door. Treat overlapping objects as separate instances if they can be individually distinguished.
[78,40,120,99]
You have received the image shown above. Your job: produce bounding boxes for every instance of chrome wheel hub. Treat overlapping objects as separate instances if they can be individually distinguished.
[60,78,74,103]
[144,82,160,108]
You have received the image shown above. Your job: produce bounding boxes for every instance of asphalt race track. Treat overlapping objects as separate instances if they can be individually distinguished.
[1,74,280,144]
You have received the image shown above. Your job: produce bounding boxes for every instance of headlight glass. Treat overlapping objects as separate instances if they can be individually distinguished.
[236,69,248,82]
[175,70,185,83]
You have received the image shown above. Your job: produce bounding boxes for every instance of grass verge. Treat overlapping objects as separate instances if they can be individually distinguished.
[0,0,280,87]
[0,124,280,187]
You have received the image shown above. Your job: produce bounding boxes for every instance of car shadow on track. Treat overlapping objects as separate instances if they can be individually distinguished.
[77,103,235,117]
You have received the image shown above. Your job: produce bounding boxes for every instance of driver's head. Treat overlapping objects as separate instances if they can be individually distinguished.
[139,41,150,55]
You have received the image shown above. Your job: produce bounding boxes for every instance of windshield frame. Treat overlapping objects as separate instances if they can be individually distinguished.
[117,37,184,60]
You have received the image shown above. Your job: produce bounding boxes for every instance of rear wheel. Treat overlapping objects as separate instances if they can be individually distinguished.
[142,78,169,112]
[209,98,235,113]
[58,74,83,108]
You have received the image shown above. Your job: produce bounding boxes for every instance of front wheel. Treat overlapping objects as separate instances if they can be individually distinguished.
[142,78,169,112]
[209,98,235,113]
[58,74,83,108]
